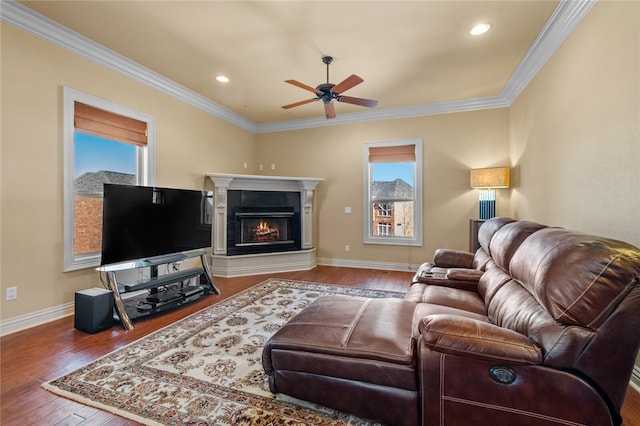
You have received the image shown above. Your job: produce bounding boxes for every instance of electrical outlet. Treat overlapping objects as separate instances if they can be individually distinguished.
[6,287,17,301]
[345,245,350,252]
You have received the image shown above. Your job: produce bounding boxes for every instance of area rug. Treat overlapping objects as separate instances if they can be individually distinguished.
[43,278,404,425]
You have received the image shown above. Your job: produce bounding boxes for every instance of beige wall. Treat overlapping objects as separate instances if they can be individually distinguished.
[510,1,639,248]
[510,0,640,374]
[2,1,638,330]
[0,24,255,320]
[255,109,511,266]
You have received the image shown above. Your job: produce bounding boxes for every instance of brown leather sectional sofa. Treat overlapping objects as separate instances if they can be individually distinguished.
[262,217,640,425]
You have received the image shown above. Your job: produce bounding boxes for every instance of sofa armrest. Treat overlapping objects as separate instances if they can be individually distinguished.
[446,268,483,282]
[418,314,543,365]
[433,249,475,269]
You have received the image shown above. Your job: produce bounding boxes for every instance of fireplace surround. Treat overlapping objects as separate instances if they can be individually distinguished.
[228,193,300,255]
[235,207,295,250]
[206,173,323,277]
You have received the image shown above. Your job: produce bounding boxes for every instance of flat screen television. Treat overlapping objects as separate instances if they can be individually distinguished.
[100,184,213,266]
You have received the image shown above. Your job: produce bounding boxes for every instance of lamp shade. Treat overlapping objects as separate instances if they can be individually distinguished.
[470,167,511,189]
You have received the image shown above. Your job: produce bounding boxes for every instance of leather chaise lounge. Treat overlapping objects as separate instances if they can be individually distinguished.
[262,217,640,425]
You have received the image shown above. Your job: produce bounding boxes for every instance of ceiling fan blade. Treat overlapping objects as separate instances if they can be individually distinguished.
[331,74,364,94]
[282,98,317,109]
[324,102,336,119]
[338,95,378,108]
[285,80,321,94]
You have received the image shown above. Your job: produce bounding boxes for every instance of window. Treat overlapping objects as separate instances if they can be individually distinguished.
[377,203,392,217]
[363,138,422,246]
[63,88,155,271]
[378,223,392,236]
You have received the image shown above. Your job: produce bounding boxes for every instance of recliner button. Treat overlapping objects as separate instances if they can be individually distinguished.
[489,366,516,384]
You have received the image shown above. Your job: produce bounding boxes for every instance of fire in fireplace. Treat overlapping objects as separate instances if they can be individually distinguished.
[227,194,301,255]
[237,212,294,246]
[249,220,280,242]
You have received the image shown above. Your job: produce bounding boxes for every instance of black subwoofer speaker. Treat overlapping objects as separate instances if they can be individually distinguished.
[74,288,114,333]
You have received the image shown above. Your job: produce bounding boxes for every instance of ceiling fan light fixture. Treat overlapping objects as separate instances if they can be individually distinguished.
[282,56,378,119]
[470,23,491,36]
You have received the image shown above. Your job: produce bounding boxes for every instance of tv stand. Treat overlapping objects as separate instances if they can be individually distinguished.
[101,250,220,330]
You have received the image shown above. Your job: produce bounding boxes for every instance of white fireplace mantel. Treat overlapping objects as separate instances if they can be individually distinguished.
[206,173,323,193]
[205,173,324,277]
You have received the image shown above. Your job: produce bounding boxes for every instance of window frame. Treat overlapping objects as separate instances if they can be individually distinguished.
[362,138,423,246]
[63,87,156,271]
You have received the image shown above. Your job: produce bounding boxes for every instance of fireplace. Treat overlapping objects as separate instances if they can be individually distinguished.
[226,190,301,255]
[237,210,293,246]
[206,173,323,277]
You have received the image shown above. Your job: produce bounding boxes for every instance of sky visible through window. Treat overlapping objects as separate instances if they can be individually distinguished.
[75,133,413,186]
[74,132,136,177]
[372,162,414,185]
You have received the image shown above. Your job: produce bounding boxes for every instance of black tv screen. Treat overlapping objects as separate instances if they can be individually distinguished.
[100,184,213,266]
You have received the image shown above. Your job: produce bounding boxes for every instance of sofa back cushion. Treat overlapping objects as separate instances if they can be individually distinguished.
[477,217,515,256]
[480,266,593,367]
[488,221,548,271]
[509,228,640,329]
[480,225,640,369]
[475,220,640,408]
[473,217,516,271]
[472,249,492,270]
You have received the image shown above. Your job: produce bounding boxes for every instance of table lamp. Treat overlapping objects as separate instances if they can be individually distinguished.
[470,167,510,220]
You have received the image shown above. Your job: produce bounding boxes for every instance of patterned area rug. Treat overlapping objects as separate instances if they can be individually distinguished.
[43,279,404,425]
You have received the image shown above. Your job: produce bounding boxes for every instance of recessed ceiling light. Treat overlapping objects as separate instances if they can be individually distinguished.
[216,75,230,83]
[470,23,491,36]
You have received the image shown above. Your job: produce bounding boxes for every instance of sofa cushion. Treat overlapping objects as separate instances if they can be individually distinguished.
[510,228,640,329]
[416,285,486,315]
[263,295,417,374]
[477,216,515,255]
[488,220,547,271]
[472,248,492,270]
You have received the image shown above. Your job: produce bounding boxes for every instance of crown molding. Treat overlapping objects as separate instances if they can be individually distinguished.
[255,95,508,133]
[0,0,258,133]
[500,0,596,104]
[1,0,595,134]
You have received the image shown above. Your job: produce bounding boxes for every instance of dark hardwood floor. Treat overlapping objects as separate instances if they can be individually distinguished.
[1,266,639,425]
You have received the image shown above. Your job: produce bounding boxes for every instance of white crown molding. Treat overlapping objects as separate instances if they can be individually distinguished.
[0,0,258,133]
[1,0,595,134]
[500,0,596,104]
[256,95,508,133]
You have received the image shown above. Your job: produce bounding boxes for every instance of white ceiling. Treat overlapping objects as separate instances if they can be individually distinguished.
[12,1,592,129]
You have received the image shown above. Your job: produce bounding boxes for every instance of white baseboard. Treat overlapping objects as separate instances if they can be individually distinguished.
[0,259,415,335]
[631,366,640,393]
[0,302,74,336]
[316,257,419,272]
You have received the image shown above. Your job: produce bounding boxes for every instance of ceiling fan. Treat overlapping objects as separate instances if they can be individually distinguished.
[282,56,378,119]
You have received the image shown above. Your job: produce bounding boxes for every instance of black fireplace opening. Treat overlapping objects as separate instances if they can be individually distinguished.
[226,190,301,255]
